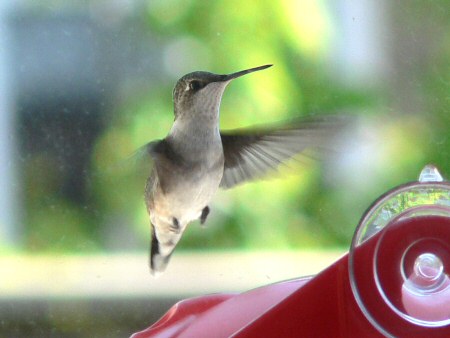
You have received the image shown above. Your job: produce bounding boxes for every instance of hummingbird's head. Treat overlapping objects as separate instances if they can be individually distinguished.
[172,64,272,119]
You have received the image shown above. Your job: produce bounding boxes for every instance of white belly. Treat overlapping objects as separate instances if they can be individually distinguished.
[150,121,224,227]
[169,167,222,222]
[149,161,223,229]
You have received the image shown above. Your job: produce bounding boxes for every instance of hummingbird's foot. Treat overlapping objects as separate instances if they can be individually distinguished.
[169,217,181,233]
[200,206,210,225]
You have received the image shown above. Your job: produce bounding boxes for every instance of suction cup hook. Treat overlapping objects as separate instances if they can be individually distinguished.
[349,165,450,337]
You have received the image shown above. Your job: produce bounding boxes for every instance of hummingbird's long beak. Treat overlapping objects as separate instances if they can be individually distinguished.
[222,64,272,81]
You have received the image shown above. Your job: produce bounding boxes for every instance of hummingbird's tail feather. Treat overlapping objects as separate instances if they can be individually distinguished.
[150,227,169,276]
[149,222,182,276]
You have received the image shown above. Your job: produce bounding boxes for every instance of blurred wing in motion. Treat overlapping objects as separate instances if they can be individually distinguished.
[128,140,160,167]
[220,115,349,189]
[125,139,171,181]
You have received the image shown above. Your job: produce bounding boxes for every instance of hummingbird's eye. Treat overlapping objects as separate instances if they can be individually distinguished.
[188,80,205,91]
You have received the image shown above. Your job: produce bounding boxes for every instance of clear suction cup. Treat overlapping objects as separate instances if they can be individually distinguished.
[349,165,450,337]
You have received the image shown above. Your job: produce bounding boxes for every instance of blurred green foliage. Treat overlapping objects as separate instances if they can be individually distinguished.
[17,0,449,253]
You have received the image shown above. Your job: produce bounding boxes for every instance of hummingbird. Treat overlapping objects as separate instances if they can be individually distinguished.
[139,64,346,275]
